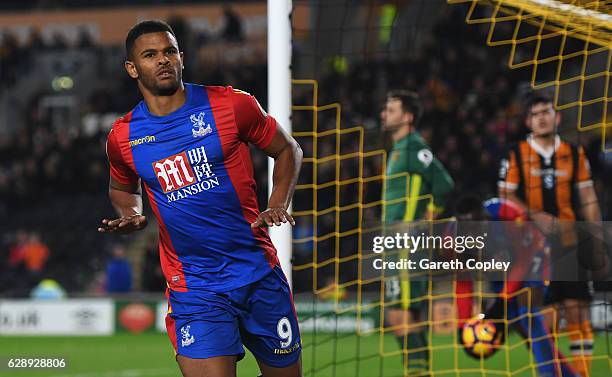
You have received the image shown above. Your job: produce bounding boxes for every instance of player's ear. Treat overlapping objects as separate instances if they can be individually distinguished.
[524,114,532,130]
[404,112,414,127]
[554,111,561,126]
[180,52,185,70]
[125,60,139,79]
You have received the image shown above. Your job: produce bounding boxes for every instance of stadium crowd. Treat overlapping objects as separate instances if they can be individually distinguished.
[0,5,609,296]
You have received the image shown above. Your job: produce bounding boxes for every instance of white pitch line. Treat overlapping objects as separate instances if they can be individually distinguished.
[45,367,178,377]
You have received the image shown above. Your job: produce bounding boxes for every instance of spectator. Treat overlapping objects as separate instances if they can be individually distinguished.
[31,278,66,299]
[22,232,50,273]
[105,244,132,293]
[75,26,94,49]
[221,4,244,42]
[8,229,28,268]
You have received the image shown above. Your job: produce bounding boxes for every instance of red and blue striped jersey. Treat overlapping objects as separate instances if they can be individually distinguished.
[106,84,279,292]
[456,198,549,325]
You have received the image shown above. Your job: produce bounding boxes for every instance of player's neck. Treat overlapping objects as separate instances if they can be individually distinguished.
[392,126,412,142]
[531,133,556,149]
[142,83,186,116]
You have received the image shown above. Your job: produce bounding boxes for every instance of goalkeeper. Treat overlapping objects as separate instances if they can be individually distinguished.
[380,90,454,375]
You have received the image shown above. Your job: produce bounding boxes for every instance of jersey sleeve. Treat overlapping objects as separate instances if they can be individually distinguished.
[576,146,593,188]
[230,88,278,149]
[106,129,139,185]
[413,147,454,214]
[427,158,454,213]
[405,146,431,175]
[498,149,519,192]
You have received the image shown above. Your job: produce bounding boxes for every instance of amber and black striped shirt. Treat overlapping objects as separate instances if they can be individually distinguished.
[498,134,593,245]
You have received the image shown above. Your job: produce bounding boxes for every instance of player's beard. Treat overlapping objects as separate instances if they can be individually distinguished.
[382,120,403,132]
[140,69,182,97]
[534,124,556,139]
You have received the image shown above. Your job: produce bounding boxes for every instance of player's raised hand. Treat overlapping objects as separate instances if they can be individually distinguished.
[251,207,295,228]
[98,214,148,234]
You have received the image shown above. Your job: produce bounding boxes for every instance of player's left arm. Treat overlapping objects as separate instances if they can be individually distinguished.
[576,147,601,222]
[425,156,454,219]
[576,147,608,275]
[99,127,148,234]
[230,88,303,228]
[579,185,601,222]
[253,127,303,227]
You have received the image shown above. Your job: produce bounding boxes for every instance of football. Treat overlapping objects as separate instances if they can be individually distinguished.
[461,315,503,359]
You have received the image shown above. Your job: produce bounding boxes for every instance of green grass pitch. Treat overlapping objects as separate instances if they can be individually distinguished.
[0,332,609,376]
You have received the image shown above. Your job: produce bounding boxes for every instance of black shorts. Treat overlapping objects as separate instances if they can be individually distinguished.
[546,235,595,304]
[545,281,593,304]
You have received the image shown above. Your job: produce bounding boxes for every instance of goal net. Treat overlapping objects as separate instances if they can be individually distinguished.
[288,1,611,376]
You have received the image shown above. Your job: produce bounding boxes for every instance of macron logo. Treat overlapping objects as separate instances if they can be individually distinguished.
[129,135,156,147]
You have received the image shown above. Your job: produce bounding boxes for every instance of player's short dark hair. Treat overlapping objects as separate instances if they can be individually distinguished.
[125,20,176,59]
[386,90,422,126]
[523,90,555,116]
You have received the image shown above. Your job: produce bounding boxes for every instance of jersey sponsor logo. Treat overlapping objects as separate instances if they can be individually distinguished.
[153,152,196,193]
[529,168,568,177]
[190,112,212,138]
[129,135,156,147]
[180,325,195,347]
[187,146,215,181]
[153,146,221,202]
[529,168,568,190]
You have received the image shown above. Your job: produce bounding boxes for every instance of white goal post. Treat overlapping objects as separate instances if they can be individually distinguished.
[267,0,293,287]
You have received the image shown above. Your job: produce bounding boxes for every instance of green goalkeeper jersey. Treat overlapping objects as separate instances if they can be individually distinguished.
[383,132,454,223]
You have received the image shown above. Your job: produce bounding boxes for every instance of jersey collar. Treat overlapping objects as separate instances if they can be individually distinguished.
[138,83,193,123]
[527,133,560,160]
[394,131,421,148]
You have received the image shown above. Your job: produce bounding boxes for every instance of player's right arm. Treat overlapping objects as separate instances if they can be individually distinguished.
[98,128,147,234]
[98,177,148,234]
[229,88,303,228]
[410,147,454,219]
[497,148,524,208]
[427,158,454,219]
[574,146,608,276]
